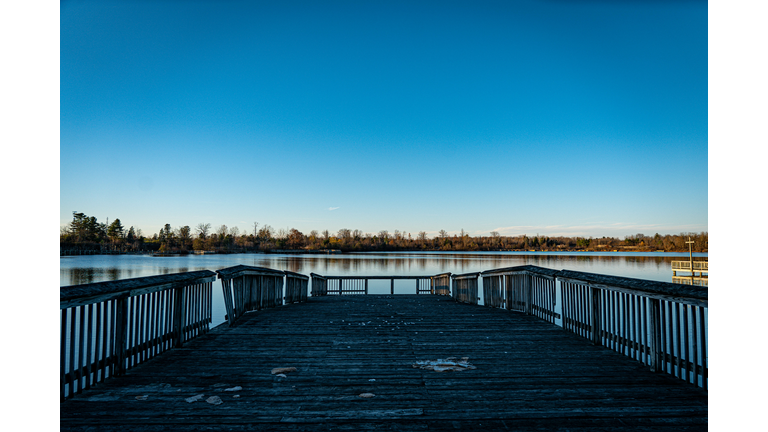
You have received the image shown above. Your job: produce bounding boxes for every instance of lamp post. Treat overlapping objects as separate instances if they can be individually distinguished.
[686,237,695,277]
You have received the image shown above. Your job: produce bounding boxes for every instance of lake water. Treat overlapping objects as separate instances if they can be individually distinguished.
[61,251,707,328]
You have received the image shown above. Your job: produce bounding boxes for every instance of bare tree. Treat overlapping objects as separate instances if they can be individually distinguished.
[439,229,447,239]
[257,224,274,240]
[196,223,211,239]
[217,225,228,238]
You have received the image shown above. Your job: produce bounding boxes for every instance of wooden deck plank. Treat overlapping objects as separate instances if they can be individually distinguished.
[60,295,707,431]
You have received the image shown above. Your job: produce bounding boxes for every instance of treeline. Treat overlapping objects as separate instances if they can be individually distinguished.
[59,212,708,254]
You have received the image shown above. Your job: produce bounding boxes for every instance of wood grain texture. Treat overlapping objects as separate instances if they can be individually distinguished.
[61,295,707,431]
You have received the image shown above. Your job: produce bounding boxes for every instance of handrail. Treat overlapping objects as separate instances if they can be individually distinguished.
[556,269,707,306]
[451,271,481,279]
[60,270,216,401]
[318,275,442,280]
[216,264,285,279]
[480,265,559,279]
[61,270,216,309]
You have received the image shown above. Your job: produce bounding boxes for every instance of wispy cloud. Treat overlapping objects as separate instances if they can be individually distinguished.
[328,207,340,211]
[488,223,702,238]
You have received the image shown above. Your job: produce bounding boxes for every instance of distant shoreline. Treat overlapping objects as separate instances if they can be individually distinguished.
[60,248,708,257]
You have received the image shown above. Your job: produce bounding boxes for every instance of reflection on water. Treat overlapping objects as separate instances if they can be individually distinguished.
[61,251,706,286]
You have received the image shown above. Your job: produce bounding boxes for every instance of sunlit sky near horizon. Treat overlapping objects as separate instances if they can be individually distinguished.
[60,0,708,239]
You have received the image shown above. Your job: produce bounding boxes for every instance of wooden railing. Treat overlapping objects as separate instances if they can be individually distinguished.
[478,265,708,389]
[480,266,560,324]
[310,273,328,296]
[313,275,446,295]
[216,265,309,326]
[285,271,309,304]
[60,270,216,401]
[431,272,451,295]
[451,272,480,304]
[556,269,708,389]
[672,261,708,272]
[61,265,707,400]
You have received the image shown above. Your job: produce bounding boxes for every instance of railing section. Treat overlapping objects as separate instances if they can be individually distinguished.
[672,261,708,272]
[285,271,309,304]
[451,272,480,304]
[329,278,369,295]
[60,270,216,401]
[216,265,287,326]
[480,266,560,324]
[555,269,708,389]
[430,273,451,295]
[310,273,328,296]
[315,275,450,295]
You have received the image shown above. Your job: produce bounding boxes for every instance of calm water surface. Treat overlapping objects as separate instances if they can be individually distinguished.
[61,251,707,327]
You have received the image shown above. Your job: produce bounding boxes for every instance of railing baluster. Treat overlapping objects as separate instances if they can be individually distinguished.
[675,302,682,380]
[85,303,93,390]
[115,295,128,376]
[660,300,667,373]
[78,304,86,393]
[94,302,102,384]
[60,308,68,400]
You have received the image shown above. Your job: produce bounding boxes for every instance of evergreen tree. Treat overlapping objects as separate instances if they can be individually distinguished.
[107,218,124,241]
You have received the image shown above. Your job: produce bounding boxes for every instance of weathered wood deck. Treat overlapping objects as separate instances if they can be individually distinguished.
[60,295,708,431]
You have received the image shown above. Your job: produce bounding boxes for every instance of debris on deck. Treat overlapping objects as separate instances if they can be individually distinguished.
[412,357,475,372]
[185,394,205,403]
[359,393,376,398]
[271,367,297,374]
[206,396,223,405]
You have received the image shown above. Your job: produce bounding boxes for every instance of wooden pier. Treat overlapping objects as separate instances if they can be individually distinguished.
[60,266,708,431]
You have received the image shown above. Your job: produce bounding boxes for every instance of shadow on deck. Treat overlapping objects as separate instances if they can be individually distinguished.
[60,295,708,431]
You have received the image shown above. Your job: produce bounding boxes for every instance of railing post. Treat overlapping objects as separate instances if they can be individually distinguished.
[114,295,128,376]
[173,285,187,348]
[391,279,394,295]
[591,286,601,345]
[649,298,662,372]
[525,274,532,315]
[416,279,419,294]
[365,279,369,295]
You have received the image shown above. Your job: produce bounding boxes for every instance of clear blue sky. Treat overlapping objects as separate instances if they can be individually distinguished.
[60,0,708,239]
